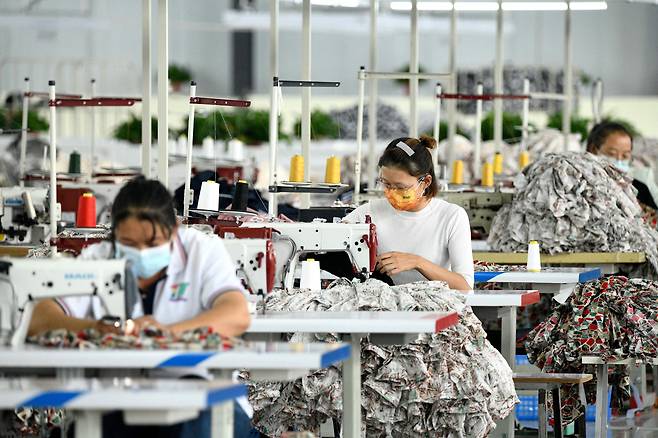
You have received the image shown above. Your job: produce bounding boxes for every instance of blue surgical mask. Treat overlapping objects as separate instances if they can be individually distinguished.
[601,155,631,173]
[115,241,171,279]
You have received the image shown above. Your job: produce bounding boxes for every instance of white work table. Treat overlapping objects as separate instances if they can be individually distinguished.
[0,377,245,438]
[475,267,602,303]
[582,356,658,438]
[247,310,459,438]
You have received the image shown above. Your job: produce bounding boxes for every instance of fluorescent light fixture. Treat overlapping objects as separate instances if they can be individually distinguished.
[311,0,361,6]
[390,1,607,11]
[454,2,500,11]
[569,1,608,10]
[503,2,567,11]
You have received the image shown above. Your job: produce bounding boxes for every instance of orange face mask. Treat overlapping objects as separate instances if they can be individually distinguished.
[384,181,425,211]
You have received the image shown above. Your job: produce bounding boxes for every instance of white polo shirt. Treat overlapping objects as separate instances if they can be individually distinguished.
[57,227,245,324]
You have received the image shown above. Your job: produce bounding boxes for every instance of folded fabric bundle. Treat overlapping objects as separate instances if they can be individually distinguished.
[243,279,517,438]
[488,152,658,277]
[525,276,658,424]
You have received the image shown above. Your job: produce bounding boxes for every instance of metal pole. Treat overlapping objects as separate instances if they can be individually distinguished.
[562,5,573,151]
[270,0,279,79]
[354,67,366,205]
[592,78,603,124]
[268,78,279,217]
[19,77,30,187]
[300,0,312,209]
[367,0,378,190]
[142,0,152,178]
[446,3,457,166]
[157,0,169,186]
[89,78,96,181]
[521,78,530,152]
[409,0,419,138]
[183,81,196,219]
[48,81,57,255]
[494,0,504,151]
[433,83,442,172]
[474,82,483,180]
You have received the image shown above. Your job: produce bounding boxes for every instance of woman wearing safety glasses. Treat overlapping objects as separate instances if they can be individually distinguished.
[344,135,473,290]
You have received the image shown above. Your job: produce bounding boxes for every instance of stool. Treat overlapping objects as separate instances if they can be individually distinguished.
[513,373,593,438]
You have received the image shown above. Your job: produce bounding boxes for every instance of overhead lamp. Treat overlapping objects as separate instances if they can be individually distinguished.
[311,0,362,6]
[568,1,608,9]
[389,1,453,10]
[389,1,607,11]
[454,2,500,11]
[502,2,567,11]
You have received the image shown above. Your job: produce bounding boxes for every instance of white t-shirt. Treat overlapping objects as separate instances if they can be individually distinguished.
[344,198,474,287]
[57,227,245,325]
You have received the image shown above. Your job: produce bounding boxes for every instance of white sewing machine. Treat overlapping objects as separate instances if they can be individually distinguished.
[221,237,276,296]
[0,186,50,245]
[0,257,139,346]
[240,220,377,290]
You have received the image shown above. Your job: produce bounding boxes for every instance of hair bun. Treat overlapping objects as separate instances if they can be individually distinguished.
[418,134,438,151]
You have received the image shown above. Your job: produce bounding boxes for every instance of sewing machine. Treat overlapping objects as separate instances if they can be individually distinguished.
[220,233,276,296]
[438,190,514,238]
[0,257,138,346]
[0,186,50,245]
[240,220,377,290]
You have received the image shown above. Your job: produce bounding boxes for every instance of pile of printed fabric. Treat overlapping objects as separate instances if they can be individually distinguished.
[488,152,658,277]
[525,276,658,424]
[243,279,517,438]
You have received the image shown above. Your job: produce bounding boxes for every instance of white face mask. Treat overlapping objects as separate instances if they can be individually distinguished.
[601,155,631,173]
[115,241,171,279]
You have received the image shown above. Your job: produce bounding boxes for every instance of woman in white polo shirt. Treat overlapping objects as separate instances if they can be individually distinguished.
[345,135,473,290]
[27,177,255,438]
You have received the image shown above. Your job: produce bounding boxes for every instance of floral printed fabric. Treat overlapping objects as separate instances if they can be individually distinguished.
[524,276,658,425]
[487,152,658,277]
[243,279,517,438]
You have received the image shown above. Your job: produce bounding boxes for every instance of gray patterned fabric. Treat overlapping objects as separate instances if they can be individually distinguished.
[243,279,517,438]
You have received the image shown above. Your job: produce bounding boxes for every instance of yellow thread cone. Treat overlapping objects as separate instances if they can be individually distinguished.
[324,156,341,184]
[450,160,464,185]
[519,151,530,169]
[289,154,305,182]
[493,152,504,175]
[482,162,494,187]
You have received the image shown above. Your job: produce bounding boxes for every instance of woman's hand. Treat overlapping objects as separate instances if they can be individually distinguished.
[377,252,421,276]
[127,315,168,335]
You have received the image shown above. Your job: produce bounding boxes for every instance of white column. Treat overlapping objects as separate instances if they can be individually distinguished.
[521,78,530,152]
[268,79,279,217]
[354,67,366,205]
[409,0,419,137]
[494,0,504,151]
[446,4,457,166]
[157,0,169,186]
[19,77,30,187]
[142,0,152,178]
[474,83,483,180]
[183,82,196,218]
[432,83,442,173]
[367,0,378,189]
[89,78,96,181]
[300,0,312,209]
[48,81,58,255]
[562,5,573,151]
[270,0,279,81]
[342,334,363,438]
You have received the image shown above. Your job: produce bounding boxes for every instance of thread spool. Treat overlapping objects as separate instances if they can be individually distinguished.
[202,137,214,158]
[197,180,220,211]
[68,151,81,174]
[519,151,530,169]
[527,240,542,272]
[324,156,341,184]
[228,139,244,161]
[481,162,494,187]
[21,192,36,221]
[177,135,187,155]
[450,160,464,185]
[300,258,321,291]
[76,193,97,228]
[493,152,504,175]
[289,155,305,182]
[232,180,249,211]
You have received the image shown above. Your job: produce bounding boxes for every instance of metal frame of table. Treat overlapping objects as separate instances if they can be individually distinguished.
[0,342,351,437]
[246,310,459,438]
[582,356,658,438]
[0,377,245,438]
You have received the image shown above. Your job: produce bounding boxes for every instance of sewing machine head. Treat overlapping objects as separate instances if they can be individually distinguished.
[0,186,49,245]
[240,219,377,290]
[0,257,139,346]
[218,231,276,296]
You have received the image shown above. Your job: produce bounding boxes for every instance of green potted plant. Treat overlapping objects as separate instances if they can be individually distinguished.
[422,121,470,142]
[480,112,531,144]
[395,64,428,96]
[547,112,591,141]
[0,107,49,133]
[168,64,192,93]
[179,111,234,146]
[113,115,158,144]
[293,109,340,140]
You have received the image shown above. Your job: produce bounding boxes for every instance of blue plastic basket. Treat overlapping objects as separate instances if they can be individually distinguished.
[515,355,530,366]
[515,395,539,421]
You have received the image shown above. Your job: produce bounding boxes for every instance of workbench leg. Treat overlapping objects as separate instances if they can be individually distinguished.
[595,363,608,438]
[552,387,563,438]
[211,402,233,438]
[639,364,648,407]
[499,306,516,368]
[342,334,362,438]
[75,411,102,438]
[538,389,548,438]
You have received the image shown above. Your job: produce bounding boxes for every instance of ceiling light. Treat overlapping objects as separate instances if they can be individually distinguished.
[390,1,607,11]
[390,1,453,11]
[311,0,362,6]
[569,1,608,10]
[503,2,567,11]
[454,2,500,11]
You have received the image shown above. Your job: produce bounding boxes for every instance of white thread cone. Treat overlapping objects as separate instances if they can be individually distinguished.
[527,241,541,272]
[300,259,321,291]
[197,180,220,211]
